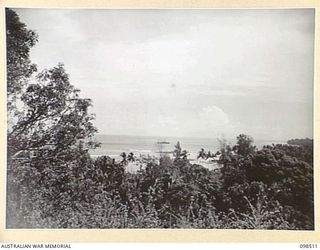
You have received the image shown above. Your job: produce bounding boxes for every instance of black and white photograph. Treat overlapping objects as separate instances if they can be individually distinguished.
[6,8,315,230]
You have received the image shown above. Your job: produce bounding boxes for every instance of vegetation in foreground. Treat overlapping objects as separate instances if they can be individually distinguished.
[6,8,314,229]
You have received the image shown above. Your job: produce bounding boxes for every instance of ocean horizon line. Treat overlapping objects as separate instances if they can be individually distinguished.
[93,133,290,143]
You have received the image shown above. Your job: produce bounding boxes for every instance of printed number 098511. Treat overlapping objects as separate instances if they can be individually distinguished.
[300,244,318,248]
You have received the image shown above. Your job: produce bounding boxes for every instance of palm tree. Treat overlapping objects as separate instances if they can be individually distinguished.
[181,150,189,160]
[120,152,127,165]
[207,150,212,158]
[197,148,206,159]
[127,152,135,162]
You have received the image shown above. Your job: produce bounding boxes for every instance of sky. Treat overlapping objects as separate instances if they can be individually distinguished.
[14,8,315,140]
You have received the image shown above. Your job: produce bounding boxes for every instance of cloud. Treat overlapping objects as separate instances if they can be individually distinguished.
[14,9,314,140]
[193,105,232,135]
[199,106,229,125]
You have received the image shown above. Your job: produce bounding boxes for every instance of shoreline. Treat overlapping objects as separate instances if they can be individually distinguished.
[90,153,221,172]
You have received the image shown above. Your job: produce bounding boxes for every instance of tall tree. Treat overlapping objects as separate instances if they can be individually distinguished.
[8,64,99,160]
[233,134,256,157]
[173,141,182,160]
[6,8,38,117]
[6,9,100,228]
[6,9,99,160]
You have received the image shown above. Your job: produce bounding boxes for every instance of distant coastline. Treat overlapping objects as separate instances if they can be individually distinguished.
[89,134,288,171]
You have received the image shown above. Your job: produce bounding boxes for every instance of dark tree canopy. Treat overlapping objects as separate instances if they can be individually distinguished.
[287,138,313,147]
[6,9,99,160]
[6,9,100,227]
[8,64,99,159]
[233,134,256,157]
[6,8,38,112]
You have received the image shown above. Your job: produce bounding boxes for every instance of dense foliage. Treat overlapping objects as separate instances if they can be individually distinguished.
[6,9,314,230]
